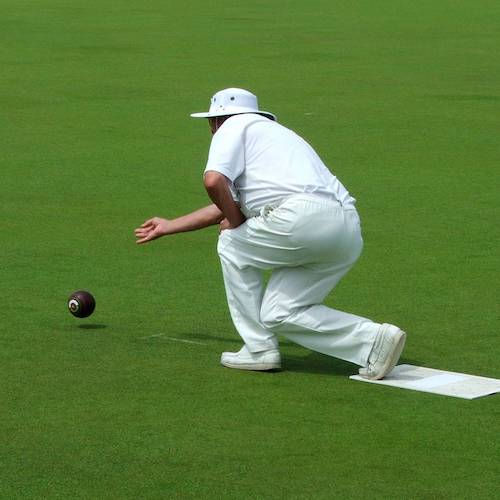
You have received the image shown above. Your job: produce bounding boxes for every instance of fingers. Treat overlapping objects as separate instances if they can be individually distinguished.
[135,218,165,244]
[134,221,152,243]
[140,218,155,228]
[135,225,163,244]
[135,218,156,238]
[134,223,151,233]
[135,230,157,244]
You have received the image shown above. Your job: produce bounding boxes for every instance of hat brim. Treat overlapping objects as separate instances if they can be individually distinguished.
[190,110,276,121]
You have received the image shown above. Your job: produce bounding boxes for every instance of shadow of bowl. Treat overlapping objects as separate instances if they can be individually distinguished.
[77,324,108,330]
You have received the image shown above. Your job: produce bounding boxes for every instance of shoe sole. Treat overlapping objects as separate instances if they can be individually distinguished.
[363,330,406,380]
[221,360,281,371]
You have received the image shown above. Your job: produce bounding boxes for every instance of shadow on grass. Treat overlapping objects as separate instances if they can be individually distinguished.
[77,324,108,330]
[182,333,351,375]
[284,352,356,376]
[183,332,241,344]
[283,354,421,376]
[397,357,428,367]
[181,332,419,377]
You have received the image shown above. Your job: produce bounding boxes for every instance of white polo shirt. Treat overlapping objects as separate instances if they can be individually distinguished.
[204,113,355,217]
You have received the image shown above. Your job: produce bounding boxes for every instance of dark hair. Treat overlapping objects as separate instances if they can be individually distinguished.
[212,113,274,121]
[257,113,275,121]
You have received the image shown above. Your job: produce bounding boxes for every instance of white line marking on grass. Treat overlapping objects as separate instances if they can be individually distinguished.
[139,334,206,345]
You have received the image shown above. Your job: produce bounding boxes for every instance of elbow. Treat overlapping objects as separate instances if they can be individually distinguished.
[204,171,225,191]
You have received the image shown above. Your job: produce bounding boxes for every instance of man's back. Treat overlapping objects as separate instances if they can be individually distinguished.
[206,113,355,216]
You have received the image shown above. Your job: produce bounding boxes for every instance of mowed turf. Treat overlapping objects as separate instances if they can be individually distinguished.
[1,0,499,498]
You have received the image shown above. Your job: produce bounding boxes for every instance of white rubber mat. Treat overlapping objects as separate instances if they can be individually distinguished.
[350,364,500,399]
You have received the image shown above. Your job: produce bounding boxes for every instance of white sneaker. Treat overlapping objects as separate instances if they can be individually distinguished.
[359,324,406,380]
[221,345,281,371]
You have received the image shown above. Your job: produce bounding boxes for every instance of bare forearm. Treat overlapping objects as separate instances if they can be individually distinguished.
[135,204,224,244]
[167,204,224,234]
[204,172,246,227]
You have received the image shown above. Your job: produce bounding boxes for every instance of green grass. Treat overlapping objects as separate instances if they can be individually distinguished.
[1,0,499,498]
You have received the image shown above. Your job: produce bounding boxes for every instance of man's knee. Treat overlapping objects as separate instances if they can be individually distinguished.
[260,302,288,331]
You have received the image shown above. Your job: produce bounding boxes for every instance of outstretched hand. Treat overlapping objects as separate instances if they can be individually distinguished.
[134,217,171,244]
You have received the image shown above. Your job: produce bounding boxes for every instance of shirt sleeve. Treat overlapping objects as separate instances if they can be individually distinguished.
[204,119,245,182]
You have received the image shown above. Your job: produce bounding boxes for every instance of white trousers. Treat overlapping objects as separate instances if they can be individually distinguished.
[217,194,380,366]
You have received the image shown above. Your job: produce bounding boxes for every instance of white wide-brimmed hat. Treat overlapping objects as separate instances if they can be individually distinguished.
[190,88,276,120]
